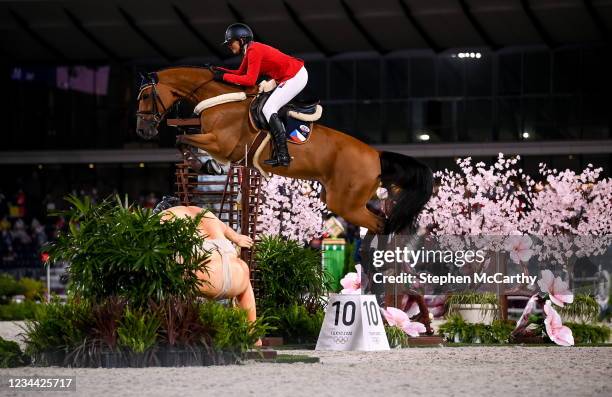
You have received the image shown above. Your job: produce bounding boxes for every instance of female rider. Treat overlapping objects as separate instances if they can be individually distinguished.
[213,23,308,167]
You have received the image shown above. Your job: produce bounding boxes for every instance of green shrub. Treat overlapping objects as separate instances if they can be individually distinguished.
[18,278,45,301]
[90,297,126,350]
[255,235,331,312]
[0,301,41,321]
[0,337,30,367]
[22,298,94,357]
[46,196,210,308]
[117,308,160,353]
[0,274,26,304]
[565,322,610,344]
[438,314,514,344]
[445,292,499,319]
[199,300,269,352]
[559,294,600,323]
[22,197,269,365]
[385,325,410,348]
[23,297,266,365]
[151,297,211,347]
[265,304,324,344]
[489,319,515,343]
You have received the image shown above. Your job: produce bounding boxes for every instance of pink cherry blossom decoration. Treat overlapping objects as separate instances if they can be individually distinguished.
[504,235,534,264]
[543,300,574,346]
[537,269,574,307]
[340,265,362,294]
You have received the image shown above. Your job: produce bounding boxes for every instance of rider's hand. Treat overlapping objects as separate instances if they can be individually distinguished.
[235,235,253,248]
[213,69,225,82]
[258,79,277,93]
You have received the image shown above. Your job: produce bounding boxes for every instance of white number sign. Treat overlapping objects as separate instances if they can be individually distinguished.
[316,294,390,351]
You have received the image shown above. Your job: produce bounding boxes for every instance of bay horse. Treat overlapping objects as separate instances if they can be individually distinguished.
[136,66,432,235]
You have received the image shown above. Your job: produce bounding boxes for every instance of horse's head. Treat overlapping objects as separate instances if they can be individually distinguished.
[136,67,248,140]
[135,72,170,139]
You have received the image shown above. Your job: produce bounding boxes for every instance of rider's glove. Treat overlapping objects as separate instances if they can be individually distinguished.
[213,69,225,82]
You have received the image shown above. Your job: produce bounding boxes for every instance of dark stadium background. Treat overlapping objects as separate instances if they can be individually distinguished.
[0,0,611,274]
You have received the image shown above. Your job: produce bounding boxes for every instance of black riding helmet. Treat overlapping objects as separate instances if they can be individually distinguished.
[152,196,181,215]
[222,23,253,48]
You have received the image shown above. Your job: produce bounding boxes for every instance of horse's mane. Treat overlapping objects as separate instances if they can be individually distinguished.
[148,65,252,94]
[156,65,215,72]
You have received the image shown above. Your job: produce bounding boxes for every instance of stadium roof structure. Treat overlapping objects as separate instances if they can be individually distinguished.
[1,0,611,64]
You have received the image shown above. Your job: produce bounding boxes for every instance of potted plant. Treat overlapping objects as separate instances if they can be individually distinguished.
[445,292,499,325]
[558,294,600,324]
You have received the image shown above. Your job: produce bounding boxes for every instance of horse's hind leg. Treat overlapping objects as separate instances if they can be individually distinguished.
[342,206,384,234]
[324,178,384,233]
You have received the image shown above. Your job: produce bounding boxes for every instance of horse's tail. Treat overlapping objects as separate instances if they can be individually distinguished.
[379,151,433,235]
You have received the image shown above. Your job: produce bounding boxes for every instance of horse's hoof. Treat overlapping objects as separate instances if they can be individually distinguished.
[375,219,386,234]
[175,136,186,147]
[188,159,203,172]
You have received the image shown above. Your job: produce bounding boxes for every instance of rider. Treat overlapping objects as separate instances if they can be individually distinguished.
[213,23,307,167]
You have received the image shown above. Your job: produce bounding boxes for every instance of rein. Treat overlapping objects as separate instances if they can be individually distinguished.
[136,83,168,123]
[136,75,217,122]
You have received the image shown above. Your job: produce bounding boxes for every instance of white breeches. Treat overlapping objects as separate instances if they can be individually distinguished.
[262,66,308,122]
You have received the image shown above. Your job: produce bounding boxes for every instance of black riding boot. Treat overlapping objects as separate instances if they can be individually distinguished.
[264,113,291,167]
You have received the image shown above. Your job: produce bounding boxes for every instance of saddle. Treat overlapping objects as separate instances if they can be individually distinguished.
[249,92,322,144]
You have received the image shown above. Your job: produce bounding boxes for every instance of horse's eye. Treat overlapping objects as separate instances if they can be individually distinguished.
[142,94,150,99]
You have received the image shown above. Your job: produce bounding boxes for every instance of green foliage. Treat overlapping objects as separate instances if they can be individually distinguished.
[265,304,324,344]
[438,314,514,344]
[0,337,30,367]
[90,297,126,350]
[199,301,269,352]
[565,322,610,344]
[445,292,499,319]
[45,196,209,308]
[0,274,26,304]
[559,294,600,323]
[385,325,410,348]
[117,307,160,353]
[0,301,41,321]
[151,297,211,347]
[446,291,498,307]
[18,278,45,301]
[23,297,265,365]
[21,197,268,366]
[22,298,94,357]
[255,235,331,312]
[489,319,516,343]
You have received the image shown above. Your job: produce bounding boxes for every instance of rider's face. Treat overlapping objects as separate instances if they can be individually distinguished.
[228,40,241,55]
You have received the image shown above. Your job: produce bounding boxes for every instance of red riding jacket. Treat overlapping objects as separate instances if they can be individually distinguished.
[217,42,304,86]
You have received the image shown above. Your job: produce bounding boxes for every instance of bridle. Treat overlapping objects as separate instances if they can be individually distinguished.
[135,70,215,128]
[135,69,258,141]
[136,81,168,125]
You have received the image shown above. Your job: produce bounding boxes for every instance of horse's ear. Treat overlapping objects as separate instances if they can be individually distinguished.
[148,72,159,84]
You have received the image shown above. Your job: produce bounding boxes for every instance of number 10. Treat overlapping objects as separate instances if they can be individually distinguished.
[332,301,355,326]
[362,301,379,325]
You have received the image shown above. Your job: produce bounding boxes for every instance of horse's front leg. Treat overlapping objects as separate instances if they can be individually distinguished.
[175,133,222,171]
[176,132,220,153]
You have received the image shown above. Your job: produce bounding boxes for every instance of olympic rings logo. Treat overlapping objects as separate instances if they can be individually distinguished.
[333,336,349,344]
